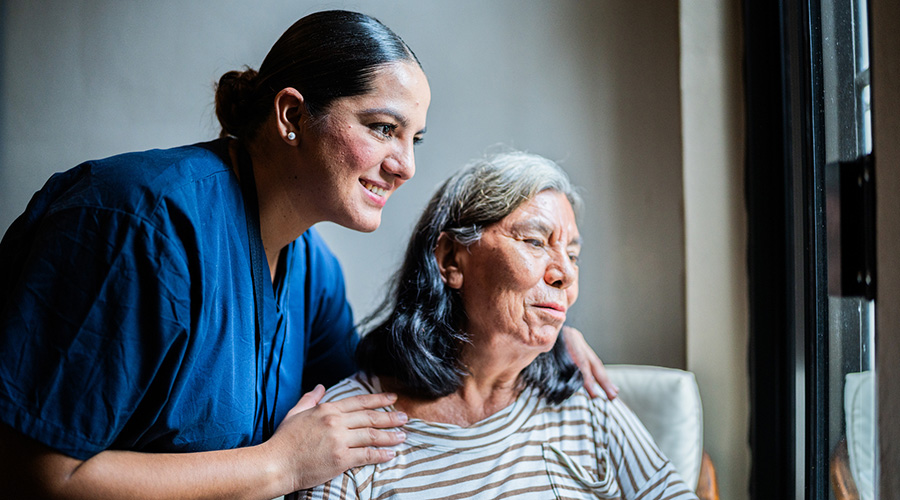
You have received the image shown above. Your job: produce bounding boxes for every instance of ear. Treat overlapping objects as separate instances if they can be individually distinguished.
[434,232,465,289]
[272,87,306,145]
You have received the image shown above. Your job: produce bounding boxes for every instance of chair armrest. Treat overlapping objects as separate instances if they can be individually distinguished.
[697,450,720,500]
[831,438,861,500]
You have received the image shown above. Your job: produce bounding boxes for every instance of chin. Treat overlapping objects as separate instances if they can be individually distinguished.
[528,328,562,352]
[342,215,382,233]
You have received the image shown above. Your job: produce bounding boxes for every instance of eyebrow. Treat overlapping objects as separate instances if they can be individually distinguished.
[360,107,427,135]
[512,220,582,247]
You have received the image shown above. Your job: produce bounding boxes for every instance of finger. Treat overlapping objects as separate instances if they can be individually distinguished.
[342,409,409,430]
[562,326,596,392]
[562,326,586,365]
[589,357,619,400]
[580,348,603,398]
[344,446,398,468]
[346,428,407,449]
[331,392,398,412]
[286,384,325,418]
[580,363,601,399]
[563,326,619,399]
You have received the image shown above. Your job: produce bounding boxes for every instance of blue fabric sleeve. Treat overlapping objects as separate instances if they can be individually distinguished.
[300,230,359,391]
[0,205,191,460]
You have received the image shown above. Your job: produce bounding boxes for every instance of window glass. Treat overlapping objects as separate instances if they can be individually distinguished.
[821,0,876,498]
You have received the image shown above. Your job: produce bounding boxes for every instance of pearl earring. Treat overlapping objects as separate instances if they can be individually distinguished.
[287,132,296,141]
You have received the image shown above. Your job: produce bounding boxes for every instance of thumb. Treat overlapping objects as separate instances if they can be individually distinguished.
[286,384,326,418]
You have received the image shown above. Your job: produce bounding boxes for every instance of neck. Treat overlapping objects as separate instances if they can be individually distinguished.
[391,378,521,428]
[230,136,315,281]
[392,335,539,427]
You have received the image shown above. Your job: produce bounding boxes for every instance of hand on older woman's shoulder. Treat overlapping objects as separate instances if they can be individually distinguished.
[268,385,409,491]
[562,326,619,399]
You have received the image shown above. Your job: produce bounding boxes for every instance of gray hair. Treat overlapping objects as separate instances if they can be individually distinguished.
[439,151,583,246]
[357,151,584,403]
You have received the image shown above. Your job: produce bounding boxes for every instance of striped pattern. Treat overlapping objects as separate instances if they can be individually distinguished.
[297,373,698,500]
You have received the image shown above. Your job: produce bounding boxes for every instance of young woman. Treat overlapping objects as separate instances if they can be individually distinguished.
[0,10,613,499]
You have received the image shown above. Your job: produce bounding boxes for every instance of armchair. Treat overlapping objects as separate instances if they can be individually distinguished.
[607,364,720,500]
[830,370,875,500]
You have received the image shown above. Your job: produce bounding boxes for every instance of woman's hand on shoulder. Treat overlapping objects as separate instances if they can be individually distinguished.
[266,384,408,491]
[562,326,619,400]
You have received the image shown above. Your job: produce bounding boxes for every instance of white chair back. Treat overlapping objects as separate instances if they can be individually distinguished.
[607,364,704,488]
[844,371,875,500]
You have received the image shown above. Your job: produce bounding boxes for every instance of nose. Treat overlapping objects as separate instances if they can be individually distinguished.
[381,141,416,181]
[544,249,577,289]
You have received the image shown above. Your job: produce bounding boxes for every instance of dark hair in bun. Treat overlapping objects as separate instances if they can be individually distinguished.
[214,10,420,140]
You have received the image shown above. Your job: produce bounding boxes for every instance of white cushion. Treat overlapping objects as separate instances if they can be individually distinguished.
[606,364,703,488]
[844,371,875,500]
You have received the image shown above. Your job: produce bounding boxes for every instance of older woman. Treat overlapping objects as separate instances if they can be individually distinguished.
[297,152,697,499]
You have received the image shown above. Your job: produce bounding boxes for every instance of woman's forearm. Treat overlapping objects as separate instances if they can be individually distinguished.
[57,444,285,500]
[2,423,288,500]
[2,388,406,499]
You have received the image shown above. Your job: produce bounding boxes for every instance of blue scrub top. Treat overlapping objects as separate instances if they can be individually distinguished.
[0,140,359,460]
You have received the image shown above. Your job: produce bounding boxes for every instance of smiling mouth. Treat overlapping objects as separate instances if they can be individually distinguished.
[361,180,388,197]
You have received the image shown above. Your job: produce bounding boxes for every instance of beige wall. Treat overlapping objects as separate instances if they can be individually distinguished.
[0,1,687,368]
[680,1,750,498]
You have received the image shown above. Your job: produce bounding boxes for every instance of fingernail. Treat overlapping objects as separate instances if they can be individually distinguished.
[395,431,407,440]
[397,412,408,423]
[385,449,396,458]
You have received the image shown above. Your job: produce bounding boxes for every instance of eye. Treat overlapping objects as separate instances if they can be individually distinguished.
[371,123,397,138]
[524,238,545,248]
[413,135,425,146]
[568,253,580,264]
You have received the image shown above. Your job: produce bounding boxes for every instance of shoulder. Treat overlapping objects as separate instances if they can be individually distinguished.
[45,140,234,224]
[320,373,379,403]
[572,388,647,435]
[533,387,627,433]
[1,141,236,291]
[88,140,230,182]
[544,386,608,415]
[521,388,600,436]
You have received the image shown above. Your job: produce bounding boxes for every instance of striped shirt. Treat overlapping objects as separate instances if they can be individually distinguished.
[295,373,698,500]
